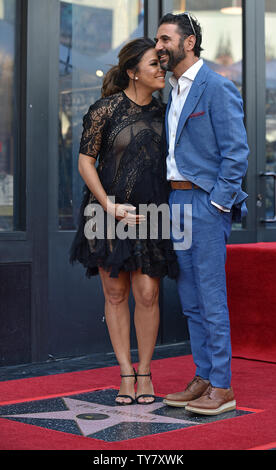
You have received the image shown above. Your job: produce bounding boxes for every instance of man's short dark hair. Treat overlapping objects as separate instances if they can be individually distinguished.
[159,13,203,58]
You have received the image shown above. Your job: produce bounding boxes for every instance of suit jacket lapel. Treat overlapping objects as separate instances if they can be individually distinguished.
[175,63,209,144]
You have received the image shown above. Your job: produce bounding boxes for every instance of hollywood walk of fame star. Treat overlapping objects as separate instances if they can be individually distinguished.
[1,396,200,438]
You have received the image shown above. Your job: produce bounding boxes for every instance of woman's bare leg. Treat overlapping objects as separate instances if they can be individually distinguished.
[99,267,135,404]
[131,269,160,403]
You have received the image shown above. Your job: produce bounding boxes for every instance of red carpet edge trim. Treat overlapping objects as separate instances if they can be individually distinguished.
[249,441,276,450]
[0,385,118,406]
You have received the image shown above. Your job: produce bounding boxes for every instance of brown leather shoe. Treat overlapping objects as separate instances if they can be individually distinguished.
[163,376,210,407]
[185,385,236,415]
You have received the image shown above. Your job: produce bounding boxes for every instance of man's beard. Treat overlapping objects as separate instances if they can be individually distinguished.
[158,43,186,72]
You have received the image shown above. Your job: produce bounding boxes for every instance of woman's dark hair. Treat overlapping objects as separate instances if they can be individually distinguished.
[159,13,203,58]
[101,37,156,97]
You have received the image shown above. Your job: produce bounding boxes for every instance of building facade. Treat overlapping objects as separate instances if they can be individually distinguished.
[0,0,275,367]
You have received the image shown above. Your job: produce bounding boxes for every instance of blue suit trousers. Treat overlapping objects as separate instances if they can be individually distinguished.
[169,187,233,388]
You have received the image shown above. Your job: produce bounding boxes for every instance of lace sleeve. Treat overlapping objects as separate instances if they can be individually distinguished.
[79,100,109,159]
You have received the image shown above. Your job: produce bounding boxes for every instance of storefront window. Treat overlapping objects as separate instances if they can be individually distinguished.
[59,0,145,230]
[265,0,276,223]
[0,0,20,231]
[169,1,243,93]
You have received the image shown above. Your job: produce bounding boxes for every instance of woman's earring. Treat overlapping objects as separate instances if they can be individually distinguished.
[135,77,138,81]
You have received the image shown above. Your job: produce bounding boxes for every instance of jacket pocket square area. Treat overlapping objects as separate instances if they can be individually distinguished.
[189,111,205,118]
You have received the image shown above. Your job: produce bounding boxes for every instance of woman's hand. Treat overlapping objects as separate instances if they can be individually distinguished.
[107,201,146,226]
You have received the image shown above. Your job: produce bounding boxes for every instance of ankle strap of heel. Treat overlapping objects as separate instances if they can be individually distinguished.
[120,367,137,383]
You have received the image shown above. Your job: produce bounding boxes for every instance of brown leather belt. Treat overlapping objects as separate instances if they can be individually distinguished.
[170,181,199,190]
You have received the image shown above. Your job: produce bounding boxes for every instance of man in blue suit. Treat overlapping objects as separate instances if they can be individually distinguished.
[155,12,249,415]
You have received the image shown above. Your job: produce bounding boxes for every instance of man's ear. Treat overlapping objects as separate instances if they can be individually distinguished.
[186,35,196,52]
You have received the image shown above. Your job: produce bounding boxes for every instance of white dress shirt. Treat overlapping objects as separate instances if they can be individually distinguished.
[167,58,203,181]
[167,58,230,212]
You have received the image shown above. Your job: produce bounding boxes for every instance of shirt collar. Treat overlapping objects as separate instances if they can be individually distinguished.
[169,59,204,89]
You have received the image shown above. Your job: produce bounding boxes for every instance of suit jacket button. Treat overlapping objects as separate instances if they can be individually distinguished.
[231,192,237,198]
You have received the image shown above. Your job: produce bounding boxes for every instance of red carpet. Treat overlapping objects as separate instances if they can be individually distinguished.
[0,355,275,450]
[1,242,275,450]
[226,242,276,363]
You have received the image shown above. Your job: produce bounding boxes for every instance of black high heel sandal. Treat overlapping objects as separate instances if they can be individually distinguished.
[136,372,156,405]
[115,368,137,405]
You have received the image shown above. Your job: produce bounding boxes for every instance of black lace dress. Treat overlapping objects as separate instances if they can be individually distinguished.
[70,91,178,279]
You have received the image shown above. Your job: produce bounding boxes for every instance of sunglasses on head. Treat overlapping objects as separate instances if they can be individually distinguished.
[176,11,197,38]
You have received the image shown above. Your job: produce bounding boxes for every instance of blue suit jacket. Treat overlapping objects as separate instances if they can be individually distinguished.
[165,62,249,221]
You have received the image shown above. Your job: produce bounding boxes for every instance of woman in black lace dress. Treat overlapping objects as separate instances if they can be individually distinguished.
[70,38,178,405]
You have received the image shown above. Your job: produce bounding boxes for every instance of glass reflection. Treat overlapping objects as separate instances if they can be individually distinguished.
[265,1,276,223]
[170,1,243,92]
[0,0,17,231]
[59,0,144,230]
